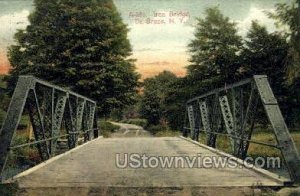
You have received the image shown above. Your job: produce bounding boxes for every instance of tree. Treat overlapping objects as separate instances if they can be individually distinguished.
[187,7,242,82]
[268,0,300,84]
[7,0,139,115]
[163,76,196,130]
[240,21,288,87]
[140,71,177,125]
[240,21,293,125]
[268,1,300,127]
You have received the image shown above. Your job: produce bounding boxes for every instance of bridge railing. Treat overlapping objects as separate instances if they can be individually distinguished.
[0,76,99,181]
[183,75,300,183]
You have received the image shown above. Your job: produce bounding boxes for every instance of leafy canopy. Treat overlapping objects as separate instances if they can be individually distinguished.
[7,0,139,115]
[268,0,300,83]
[140,71,177,125]
[187,6,242,82]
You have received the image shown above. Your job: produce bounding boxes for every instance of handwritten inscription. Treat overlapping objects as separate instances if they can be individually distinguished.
[129,11,190,25]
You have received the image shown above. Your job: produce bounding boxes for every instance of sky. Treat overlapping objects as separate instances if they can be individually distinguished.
[0,0,293,78]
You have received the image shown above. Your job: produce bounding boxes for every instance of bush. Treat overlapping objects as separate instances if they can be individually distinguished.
[147,124,167,134]
[18,115,29,130]
[0,183,18,196]
[120,118,148,128]
[7,132,41,168]
[0,110,29,130]
[98,120,120,138]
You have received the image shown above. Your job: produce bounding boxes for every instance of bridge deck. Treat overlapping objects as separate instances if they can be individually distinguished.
[12,137,287,195]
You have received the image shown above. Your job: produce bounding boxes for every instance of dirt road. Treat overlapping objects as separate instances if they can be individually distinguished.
[110,122,151,137]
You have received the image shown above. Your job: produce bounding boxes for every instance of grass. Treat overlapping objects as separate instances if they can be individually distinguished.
[201,132,300,159]
[120,118,148,128]
[0,109,29,130]
[98,120,120,138]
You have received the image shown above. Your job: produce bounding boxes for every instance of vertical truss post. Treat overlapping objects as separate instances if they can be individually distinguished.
[51,92,67,155]
[196,111,201,142]
[65,97,77,149]
[76,99,85,141]
[187,105,196,140]
[51,88,55,154]
[39,86,53,157]
[82,102,89,142]
[254,75,300,182]
[86,103,96,141]
[193,104,201,141]
[219,95,237,154]
[199,101,212,146]
[208,94,222,148]
[93,109,99,138]
[237,83,258,159]
[231,88,244,155]
[183,110,189,137]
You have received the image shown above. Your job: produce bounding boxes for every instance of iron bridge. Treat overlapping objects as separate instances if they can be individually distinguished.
[0,76,99,180]
[184,75,300,183]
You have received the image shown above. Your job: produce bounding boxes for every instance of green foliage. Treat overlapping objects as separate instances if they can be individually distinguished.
[215,132,300,160]
[163,77,194,130]
[19,115,30,130]
[120,118,148,128]
[266,1,300,127]
[284,78,300,127]
[0,75,7,89]
[147,124,168,135]
[121,98,142,119]
[4,132,41,171]
[0,109,5,126]
[109,108,124,121]
[140,71,178,125]
[140,6,299,131]
[0,75,10,116]
[187,6,242,82]
[6,0,139,115]
[239,21,292,125]
[98,120,120,138]
[240,21,288,80]
[0,183,18,196]
[0,111,28,130]
[268,0,300,84]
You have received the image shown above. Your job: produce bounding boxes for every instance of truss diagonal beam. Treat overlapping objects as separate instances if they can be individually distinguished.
[27,89,51,160]
[0,77,35,174]
[187,105,196,140]
[254,75,300,182]
[199,101,211,145]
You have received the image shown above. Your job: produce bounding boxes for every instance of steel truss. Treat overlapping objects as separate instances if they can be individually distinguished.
[184,75,300,182]
[0,76,99,177]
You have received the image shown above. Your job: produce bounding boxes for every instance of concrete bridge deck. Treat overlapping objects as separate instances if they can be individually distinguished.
[11,137,288,195]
